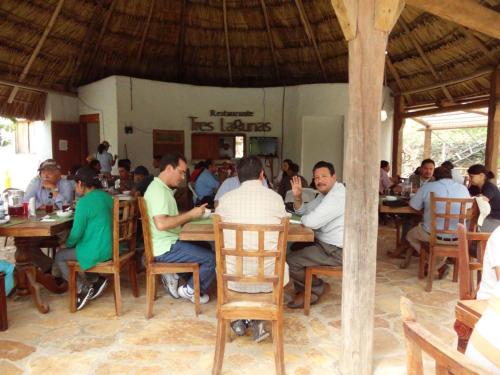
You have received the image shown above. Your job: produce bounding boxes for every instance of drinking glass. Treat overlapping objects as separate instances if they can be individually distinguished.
[45,204,54,214]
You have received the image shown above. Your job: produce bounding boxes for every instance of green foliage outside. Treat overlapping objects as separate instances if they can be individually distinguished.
[402,121,487,178]
[0,117,16,147]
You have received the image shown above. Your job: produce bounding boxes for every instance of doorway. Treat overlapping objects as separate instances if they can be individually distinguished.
[80,114,101,161]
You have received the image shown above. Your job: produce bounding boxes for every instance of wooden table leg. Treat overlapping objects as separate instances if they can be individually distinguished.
[13,237,64,313]
[0,272,8,331]
[453,319,472,353]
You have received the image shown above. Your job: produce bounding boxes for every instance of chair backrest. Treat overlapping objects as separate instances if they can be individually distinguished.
[429,192,475,245]
[112,197,138,261]
[457,223,491,300]
[400,296,489,375]
[212,214,288,307]
[137,197,154,266]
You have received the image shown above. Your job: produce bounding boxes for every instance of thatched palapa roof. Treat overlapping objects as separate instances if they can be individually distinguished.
[0,0,499,120]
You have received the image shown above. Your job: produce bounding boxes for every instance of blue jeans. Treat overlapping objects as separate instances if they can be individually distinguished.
[154,241,216,293]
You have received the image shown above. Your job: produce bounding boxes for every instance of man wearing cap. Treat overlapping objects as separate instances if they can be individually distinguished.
[24,159,74,210]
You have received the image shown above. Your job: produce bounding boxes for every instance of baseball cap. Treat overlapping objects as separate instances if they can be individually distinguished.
[38,159,61,171]
[74,166,101,186]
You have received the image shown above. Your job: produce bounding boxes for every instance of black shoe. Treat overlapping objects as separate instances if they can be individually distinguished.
[89,277,108,300]
[76,288,94,311]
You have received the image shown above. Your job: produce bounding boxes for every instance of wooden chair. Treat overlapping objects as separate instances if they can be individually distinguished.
[418,193,476,292]
[400,296,488,374]
[455,223,491,353]
[137,197,201,319]
[457,223,491,301]
[0,272,7,331]
[304,265,342,315]
[212,214,289,375]
[68,197,139,315]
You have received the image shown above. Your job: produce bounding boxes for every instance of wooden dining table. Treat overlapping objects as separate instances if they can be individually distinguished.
[454,299,489,353]
[379,196,422,254]
[180,216,314,242]
[0,214,73,313]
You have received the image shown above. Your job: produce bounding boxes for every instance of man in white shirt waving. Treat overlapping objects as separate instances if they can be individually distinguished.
[287,161,345,308]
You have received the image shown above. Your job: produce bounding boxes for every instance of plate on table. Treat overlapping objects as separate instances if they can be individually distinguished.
[384,195,398,202]
[116,194,133,201]
[56,210,73,218]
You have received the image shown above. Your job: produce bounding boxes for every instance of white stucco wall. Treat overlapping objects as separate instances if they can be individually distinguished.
[78,76,119,158]
[77,76,394,181]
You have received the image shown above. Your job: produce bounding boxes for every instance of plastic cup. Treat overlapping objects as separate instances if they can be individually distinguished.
[23,202,29,216]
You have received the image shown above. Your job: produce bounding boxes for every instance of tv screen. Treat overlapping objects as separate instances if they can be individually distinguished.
[249,137,278,157]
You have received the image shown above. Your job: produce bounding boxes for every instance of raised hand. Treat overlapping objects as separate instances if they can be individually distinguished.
[291,175,303,198]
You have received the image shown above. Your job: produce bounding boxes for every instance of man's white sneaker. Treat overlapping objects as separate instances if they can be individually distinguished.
[161,273,180,299]
[177,284,210,304]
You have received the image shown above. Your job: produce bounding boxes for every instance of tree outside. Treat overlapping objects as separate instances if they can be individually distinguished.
[402,119,487,178]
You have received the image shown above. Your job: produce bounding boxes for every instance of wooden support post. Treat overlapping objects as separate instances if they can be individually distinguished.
[392,95,404,176]
[423,128,432,158]
[335,1,390,373]
[222,0,233,85]
[485,67,500,175]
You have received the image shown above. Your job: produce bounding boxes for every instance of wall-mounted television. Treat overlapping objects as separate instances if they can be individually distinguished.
[249,137,278,157]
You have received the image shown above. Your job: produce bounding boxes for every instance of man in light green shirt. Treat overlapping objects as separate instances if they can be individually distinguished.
[144,153,215,304]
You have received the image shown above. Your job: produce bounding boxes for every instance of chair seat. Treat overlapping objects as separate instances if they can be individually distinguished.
[69,251,136,273]
[308,265,342,277]
[149,262,199,274]
[219,302,279,320]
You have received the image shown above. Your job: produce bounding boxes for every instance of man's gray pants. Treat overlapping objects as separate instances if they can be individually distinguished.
[287,239,342,296]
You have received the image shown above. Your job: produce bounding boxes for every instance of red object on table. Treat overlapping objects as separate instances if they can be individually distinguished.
[8,205,24,217]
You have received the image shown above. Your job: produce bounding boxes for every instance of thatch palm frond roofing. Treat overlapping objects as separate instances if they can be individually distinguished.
[0,0,498,120]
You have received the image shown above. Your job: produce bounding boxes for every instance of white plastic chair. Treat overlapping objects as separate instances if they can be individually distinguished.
[188,182,198,204]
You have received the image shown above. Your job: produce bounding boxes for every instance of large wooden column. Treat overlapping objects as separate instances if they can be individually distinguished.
[423,128,432,158]
[332,0,400,374]
[485,66,500,174]
[392,95,404,176]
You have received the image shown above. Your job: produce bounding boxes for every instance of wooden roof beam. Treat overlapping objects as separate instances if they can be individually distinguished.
[294,0,328,81]
[330,0,357,41]
[403,99,489,118]
[399,17,454,102]
[260,0,281,83]
[8,0,65,103]
[400,67,493,95]
[177,0,187,80]
[385,54,413,105]
[374,0,406,33]
[137,0,156,61]
[459,27,497,66]
[222,0,232,85]
[0,78,77,97]
[407,0,500,39]
[83,0,117,82]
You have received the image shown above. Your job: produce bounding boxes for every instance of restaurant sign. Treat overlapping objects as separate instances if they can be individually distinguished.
[189,110,271,132]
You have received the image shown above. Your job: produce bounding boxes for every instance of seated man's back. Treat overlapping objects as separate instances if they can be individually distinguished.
[215,158,288,293]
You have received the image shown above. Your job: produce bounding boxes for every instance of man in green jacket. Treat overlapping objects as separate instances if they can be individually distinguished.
[55,166,112,310]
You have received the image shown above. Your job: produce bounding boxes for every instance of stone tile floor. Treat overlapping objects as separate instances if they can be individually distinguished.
[0,225,461,374]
